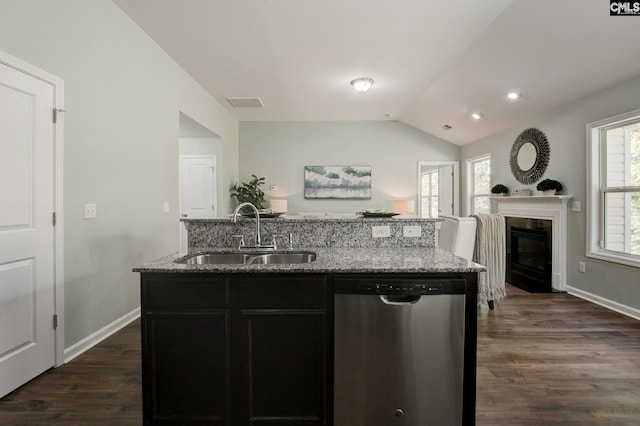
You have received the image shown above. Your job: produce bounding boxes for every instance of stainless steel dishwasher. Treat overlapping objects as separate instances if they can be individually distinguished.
[334,276,466,426]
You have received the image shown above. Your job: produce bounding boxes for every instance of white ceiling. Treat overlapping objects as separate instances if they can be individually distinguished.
[114,0,640,145]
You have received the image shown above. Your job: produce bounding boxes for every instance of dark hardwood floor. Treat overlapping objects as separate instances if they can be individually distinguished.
[1,284,639,425]
[0,322,142,425]
[477,285,640,425]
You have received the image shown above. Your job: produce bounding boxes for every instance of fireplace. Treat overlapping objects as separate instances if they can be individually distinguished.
[492,194,572,292]
[506,217,553,292]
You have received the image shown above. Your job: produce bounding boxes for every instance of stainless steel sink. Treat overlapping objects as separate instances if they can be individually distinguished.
[175,253,252,265]
[175,252,316,265]
[247,252,317,265]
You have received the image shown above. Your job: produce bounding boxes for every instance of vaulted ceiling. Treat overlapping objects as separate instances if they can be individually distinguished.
[114,0,640,145]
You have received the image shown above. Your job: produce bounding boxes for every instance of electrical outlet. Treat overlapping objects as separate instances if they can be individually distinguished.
[372,225,391,238]
[572,201,581,212]
[578,261,586,273]
[84,203,97,219]
[403,225,421,238]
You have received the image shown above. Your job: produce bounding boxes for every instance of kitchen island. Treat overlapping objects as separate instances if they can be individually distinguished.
[135,246,483,426]
[135,216,483,425]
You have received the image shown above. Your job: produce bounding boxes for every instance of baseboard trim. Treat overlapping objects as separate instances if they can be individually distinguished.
[63,307,141,364]
[565,286,640,321]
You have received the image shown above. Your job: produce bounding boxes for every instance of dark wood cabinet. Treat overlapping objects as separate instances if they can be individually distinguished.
[141,273,331,426]
[145,312,230,425]
[232,274,329,425]
[141,274,231,425]
[140,271,476,426]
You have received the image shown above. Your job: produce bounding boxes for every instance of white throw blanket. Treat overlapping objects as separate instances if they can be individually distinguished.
[472,213,506,305]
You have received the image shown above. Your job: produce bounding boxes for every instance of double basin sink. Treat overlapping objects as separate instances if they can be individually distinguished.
[176,251,317,265]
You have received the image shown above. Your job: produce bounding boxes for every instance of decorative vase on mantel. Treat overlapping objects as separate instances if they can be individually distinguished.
[536,179,562,196]
[491,184,509,197]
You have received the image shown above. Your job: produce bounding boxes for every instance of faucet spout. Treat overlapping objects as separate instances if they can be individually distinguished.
[231,202,262,247]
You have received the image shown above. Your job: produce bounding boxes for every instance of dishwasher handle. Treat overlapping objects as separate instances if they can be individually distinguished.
[380,295,421,305]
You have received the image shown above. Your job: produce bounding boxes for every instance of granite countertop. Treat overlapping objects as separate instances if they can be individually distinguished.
[133,247,485,274]
[183,216,440,223]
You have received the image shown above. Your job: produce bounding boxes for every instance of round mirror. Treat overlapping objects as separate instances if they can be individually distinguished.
[509,128,550,185]
[517,142,536,171]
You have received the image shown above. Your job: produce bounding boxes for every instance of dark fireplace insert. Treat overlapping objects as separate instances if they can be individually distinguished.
[506,217,552,293]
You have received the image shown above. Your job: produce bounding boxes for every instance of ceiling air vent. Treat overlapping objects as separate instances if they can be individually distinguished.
[225,97,265,108]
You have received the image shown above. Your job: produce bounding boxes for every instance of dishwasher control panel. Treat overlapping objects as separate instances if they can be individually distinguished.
[334,276,466,295]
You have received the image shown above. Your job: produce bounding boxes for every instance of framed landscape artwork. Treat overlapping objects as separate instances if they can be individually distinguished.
[304,166,372,199]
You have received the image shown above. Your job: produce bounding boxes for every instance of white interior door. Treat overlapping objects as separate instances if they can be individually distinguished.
[0,60,56,398]
[438,165,454,215]
[179,156,216,251]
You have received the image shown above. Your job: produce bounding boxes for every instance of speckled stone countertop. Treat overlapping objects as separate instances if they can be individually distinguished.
[133,247,485,274]
[185,216,440,249]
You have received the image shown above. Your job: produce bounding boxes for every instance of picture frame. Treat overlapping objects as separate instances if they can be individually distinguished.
[304,166,372,199]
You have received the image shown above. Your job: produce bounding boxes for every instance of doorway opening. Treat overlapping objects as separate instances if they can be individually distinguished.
[417,161,459,218]
[178,112,222,252]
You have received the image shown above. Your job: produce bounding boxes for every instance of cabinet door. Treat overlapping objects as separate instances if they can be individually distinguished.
[143,312,230,426]
[233,310,328,426]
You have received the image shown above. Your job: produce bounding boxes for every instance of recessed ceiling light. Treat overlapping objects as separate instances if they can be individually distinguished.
[507,92,519,100]
[351,77,374,92]
[471,113,481,120]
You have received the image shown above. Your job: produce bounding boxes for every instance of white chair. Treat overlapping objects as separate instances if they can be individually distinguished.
[437,214,477,261]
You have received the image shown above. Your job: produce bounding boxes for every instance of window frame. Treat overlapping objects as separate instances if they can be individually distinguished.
[587,108,640,268]
[466,153,492,216]
[420,167,439,218]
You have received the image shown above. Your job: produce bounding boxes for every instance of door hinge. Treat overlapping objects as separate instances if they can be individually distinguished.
[53,212,57,226]
[53,314,58,329]
[53,108,65,123]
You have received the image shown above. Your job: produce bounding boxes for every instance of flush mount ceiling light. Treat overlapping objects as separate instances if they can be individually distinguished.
[507,92,520,101]
[471,112,482,120]
[351,77,374,92]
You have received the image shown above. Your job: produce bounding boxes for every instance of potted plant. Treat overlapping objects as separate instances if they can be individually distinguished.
[491,184,509,196]
[536,178,563,196]
[230,175,267,209]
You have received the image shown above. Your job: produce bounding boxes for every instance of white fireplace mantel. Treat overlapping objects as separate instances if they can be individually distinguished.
[491,195,573,291]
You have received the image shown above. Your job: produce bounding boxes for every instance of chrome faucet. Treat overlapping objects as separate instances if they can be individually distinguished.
[231,202,271,248]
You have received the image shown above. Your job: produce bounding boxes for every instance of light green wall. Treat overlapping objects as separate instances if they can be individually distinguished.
[0,0,239,347]
[239,121,460,213]
[461,73,640,313]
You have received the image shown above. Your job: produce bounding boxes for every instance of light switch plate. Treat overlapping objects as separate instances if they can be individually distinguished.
[372,225,391,238]
[84,203,97,219]
[163,201,170,213]
[403,225,421,238]
[578,261,586,273]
